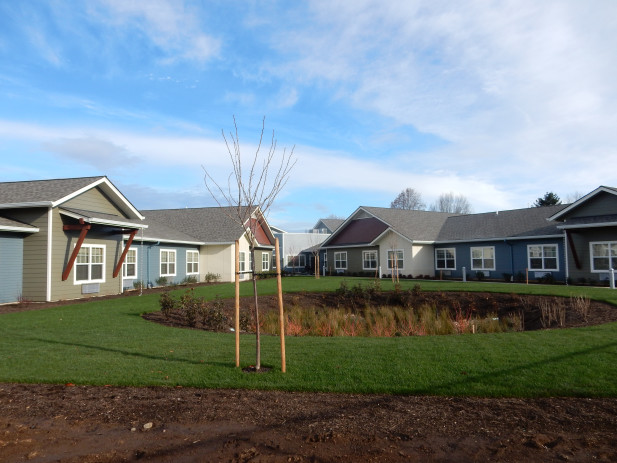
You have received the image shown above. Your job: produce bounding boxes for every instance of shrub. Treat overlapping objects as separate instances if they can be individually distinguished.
[475,271,485,281]
[155,276,168,287]
[133,280,145,290]
[181,275,198,284]
[179,289,202,327]
[204,272,221,283]
[570,295,590,322]
[502,273,512,282]
[159,292,176,319]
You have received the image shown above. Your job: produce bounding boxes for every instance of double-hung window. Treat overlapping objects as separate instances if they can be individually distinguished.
[262,252,270,271]
[334,251,347,270]
[387,250,404,270]
[527,244,558,271]
[590,241,617,272]
[186,250,199,275]
[363,250,378,270]
[435,248,456,270]
[471,246,495,271]
[75,244,105,283]
[160,250,176,277]
[239,252,246,272]
[122,248,137,278]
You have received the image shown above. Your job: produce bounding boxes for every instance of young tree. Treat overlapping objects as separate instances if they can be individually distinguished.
[204,117,295,370]
[534,192,561,207]
[390,187,425,210]
[430,192,472,214]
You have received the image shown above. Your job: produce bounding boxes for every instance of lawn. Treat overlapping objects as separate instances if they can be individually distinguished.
[1,277,616,397]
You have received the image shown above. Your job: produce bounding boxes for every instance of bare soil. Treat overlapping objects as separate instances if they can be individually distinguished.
[2,286,617,462]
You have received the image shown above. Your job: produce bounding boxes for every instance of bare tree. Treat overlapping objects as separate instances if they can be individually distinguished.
[564,191,583,204]
[430,192,472,214]
[204,117,295,370]
[390,188,425,210]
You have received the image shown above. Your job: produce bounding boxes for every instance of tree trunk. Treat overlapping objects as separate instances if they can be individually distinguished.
[250,247,261,370]
[315,254,320,279]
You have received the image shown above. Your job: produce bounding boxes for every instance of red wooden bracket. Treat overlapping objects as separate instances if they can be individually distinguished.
[62,223,91,281]
[113,229,138,278]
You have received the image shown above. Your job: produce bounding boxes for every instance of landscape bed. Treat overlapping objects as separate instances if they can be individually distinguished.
[1,277,617,461]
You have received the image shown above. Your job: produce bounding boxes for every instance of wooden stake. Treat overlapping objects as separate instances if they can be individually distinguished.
[275,238,286,372]
[235,240,240,367]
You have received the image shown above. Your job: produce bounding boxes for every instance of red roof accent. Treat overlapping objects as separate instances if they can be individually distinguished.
[327,218,388,245]
[249,219,272,245]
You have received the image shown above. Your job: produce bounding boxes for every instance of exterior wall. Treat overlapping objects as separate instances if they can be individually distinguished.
[324,247,376,274]
[202,243,235,282]
[434,238,566,282]
[137,242,202,287]
[566,192,617,219]
[9,208,50,302]
[52,209,125,301]
[0,232,25,303]
[275,232,328,272]
[565,227,617,282]
[63,186,126,216]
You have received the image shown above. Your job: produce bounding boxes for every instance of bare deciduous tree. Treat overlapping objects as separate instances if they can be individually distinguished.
[203,117,295,370]
[390,188,426,210]
[430,192,472,214]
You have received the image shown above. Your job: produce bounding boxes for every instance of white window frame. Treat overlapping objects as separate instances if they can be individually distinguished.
[590,241,617,273]
[363,250,378,270]
[334,251,347,270]
[286,254,306,268]
[239,252,246,273]
[262,252,270,271]
[527,244,559,271]
[122,247,138,278]
[387,249,404,270]
[74,244,106,284]
[186,250,199,275]
[160,249,177,277]
[470,246,495,271]
[435,248,456,270]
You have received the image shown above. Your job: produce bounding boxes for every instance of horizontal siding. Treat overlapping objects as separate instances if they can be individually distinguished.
[63,186,126,216]
[0,233,24,303]
[568,192,617,219]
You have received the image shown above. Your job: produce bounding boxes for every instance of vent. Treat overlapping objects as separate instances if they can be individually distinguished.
[82,283,100,294]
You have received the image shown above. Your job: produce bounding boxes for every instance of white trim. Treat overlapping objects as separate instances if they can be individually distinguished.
[470,246,496,271]
[370,227,412,246]
[262,252,270,271]
[186,249,199,275]
[549,186,617,221]
[46,207,53,302]
[557,222,617,230]
[160,249,177,277]
[0,225,39,233]
[435,234,563,244]
[387,249,404,270]
[334,251,348,270]
[435,247,456,270]
[73,244,106,284]
[527,244,559,272]
[589,241,617,273]
[59,209,147,229]
[140,237,205,246]
[362,250,378,270]
[122,247,138,279]
[0,201,52,209]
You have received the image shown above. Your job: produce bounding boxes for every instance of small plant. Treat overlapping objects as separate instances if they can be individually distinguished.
[540,297,566,328]
[204,272,222,283]
[502,273,512,282]
[570,295,590,322]
[475,271,485,281]
[182,275,198,284]
[132,280,144,290]
[159,292,176,319]
[155,276,168,287]
[179,289,202,327]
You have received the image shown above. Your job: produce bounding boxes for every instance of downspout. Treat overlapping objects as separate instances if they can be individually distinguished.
[505,239,514,281]
[46,207,53,302]
[563,230,569,284]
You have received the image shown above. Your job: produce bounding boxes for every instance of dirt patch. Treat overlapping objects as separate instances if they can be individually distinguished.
[2,383,617,462]
[2,286,617,461]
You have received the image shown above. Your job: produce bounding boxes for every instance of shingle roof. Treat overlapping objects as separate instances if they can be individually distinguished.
[436,204,566,241]
[141,207,254,243]
[0,176,105,205]
[362,207,457,242]
[318,218,344,233]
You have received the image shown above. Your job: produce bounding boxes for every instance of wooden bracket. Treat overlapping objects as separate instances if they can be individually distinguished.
[113,229,138,278]
[62,221,91,281]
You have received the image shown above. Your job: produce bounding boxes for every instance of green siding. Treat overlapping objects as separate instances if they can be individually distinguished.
[63,186,127,217]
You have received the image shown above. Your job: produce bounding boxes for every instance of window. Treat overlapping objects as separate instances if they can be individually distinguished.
[160,250,176,276]
[387,250,404,270]
[286,255,306,267]
[122,248,137,278]
[471,246,495,271]
[262,252,270,271]
[75,244,105,283]
[590,242,617,272]
[186,250,199,275]
[363,250,378,270]
[239,252,246,272]
[528,244,558,271]
[334,251,347,270]
[435,248,456,270]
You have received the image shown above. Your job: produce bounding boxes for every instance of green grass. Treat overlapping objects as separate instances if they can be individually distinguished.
[1,277,617,397]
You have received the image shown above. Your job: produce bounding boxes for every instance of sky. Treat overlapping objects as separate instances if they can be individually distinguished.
[1,1,616,231]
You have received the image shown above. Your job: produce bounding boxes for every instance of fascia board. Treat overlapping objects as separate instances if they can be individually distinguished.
[0,202,53,209]
[60,209,148,229]
[320,243,374,249]
[557,222,617,230]
[53,177,145,220]
[370,227,412,246]
[434,234,563,244]
[0,225,39,233]
[137,236,205,245]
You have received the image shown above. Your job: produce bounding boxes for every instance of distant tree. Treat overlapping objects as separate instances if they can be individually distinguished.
[534,192,561,207]
[390,188,426,210]
[564,191,584,204]
[429,192,472,214]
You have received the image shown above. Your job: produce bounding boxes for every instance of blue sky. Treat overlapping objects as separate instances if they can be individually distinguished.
[1,1,616,231]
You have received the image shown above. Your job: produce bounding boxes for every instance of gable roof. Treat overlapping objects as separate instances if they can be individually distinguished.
[313,218,344,233]
[0,176,144,220]
[362,207,457,242]
[548,186,617,222]
[436,204,566,242]
[141,206,274,245]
